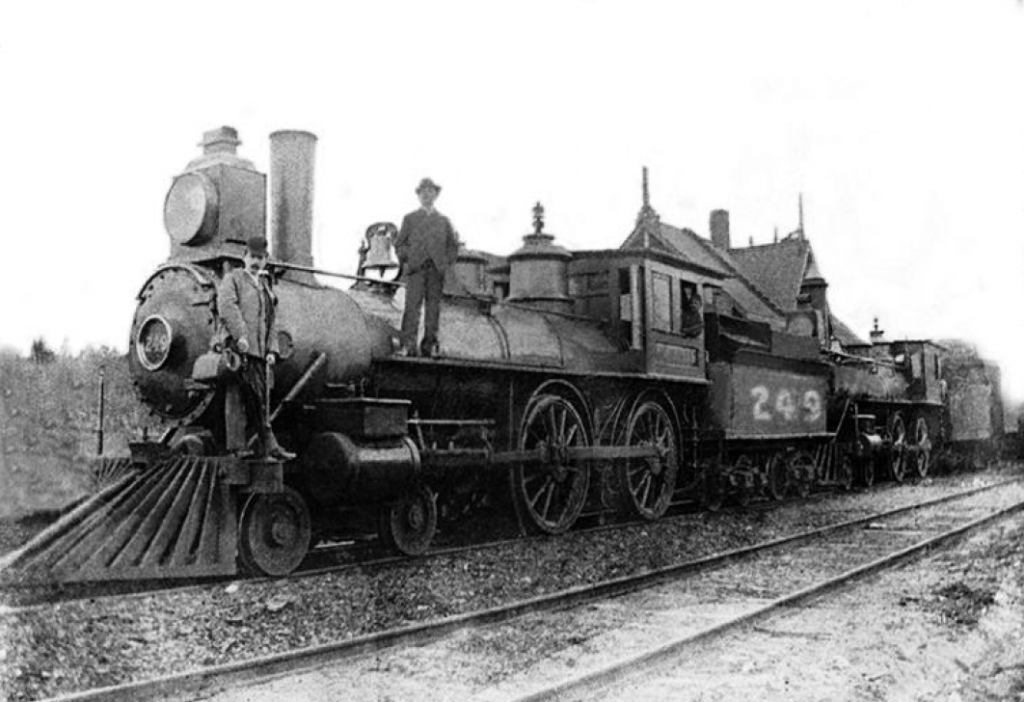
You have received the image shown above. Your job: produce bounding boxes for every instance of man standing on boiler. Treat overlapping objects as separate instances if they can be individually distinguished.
[394,178,460,357]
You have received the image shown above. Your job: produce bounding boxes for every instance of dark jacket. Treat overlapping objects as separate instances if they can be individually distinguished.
[394,208,459,274]
[217,268,280,359]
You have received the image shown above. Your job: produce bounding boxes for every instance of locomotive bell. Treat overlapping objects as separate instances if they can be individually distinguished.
[358,222,399,278]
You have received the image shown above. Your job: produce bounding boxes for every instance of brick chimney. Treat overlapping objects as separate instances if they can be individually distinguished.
[710,209,730,250]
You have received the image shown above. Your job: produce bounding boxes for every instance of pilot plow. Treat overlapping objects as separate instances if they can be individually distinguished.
[0,454,291,585]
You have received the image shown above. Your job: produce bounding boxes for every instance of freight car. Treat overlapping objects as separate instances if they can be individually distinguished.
[0,126,997,584]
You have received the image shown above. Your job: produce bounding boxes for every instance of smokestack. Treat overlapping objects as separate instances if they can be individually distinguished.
[270,130,317,276]
[710,209,730,250]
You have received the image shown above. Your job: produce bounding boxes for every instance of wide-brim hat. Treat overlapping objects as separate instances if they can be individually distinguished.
[246,236,269,256]
[416,178,442,194]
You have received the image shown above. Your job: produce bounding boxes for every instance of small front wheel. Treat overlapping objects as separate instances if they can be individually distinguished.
[378,484,438,556]
[238,486,312,577]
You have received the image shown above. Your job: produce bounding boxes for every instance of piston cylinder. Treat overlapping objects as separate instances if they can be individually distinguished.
[302,432,421,506]
[857,432,884,457]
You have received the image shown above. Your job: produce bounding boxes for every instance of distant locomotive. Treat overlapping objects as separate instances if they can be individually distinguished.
[2,126,1004,584]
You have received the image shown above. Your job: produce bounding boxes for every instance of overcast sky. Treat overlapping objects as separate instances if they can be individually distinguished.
[2,1,1023,399]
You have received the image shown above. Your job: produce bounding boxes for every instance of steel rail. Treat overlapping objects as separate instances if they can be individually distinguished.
[31,476,1023,702]
[510,497,1024,702]
[3,475,1014,614]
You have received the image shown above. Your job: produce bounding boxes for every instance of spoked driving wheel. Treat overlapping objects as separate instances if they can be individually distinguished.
[911,417,932,479]
[888,414,908,484]
[512,394,591,535]
[615,400,679,520]
[378,483,437,556]
[238,486,312,577]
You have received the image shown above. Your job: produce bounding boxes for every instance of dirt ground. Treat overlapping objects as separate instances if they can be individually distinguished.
[202,506,1024,702]
[601,514,1024,702]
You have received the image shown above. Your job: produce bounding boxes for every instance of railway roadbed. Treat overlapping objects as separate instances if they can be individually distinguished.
[1,466,1022,701]
[174,482,1024,702]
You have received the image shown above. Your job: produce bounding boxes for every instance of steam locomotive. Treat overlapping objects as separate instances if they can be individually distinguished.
[3,127,1003,584]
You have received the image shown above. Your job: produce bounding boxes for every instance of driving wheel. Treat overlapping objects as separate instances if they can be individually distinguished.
[511,394,591,534]
[615,400,678,520]
[911,417,931,479]
[888,414,907,484]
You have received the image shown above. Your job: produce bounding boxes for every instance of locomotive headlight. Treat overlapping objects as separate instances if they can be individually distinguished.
[164,172,218,246]
[136,315,174,371]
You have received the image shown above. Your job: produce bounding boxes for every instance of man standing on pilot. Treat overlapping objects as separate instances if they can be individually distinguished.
[217,236,295,461]
[394,178,460,357]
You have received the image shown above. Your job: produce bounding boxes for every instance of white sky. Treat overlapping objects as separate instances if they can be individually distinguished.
[2,1,1023,400]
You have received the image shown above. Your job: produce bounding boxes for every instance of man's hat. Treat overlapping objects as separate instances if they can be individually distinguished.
[416,178,442,194]
[246,236,269,256]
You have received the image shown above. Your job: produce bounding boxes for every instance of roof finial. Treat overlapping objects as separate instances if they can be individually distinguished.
[798,193,805,240]
[773,226,779,244]
[635,166,661,239]
[532,201,545,235]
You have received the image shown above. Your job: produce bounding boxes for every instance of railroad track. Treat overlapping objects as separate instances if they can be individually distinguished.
[28,475,1024,702]
[0,475,851,612]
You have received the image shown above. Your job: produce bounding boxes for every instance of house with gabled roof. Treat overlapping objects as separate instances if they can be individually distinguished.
[471,174,868,354]
[618,212,788,330]
[619,189,870,354]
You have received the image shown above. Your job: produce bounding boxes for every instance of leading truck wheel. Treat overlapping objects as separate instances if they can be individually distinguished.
[378,484,438,556]
[238,486,312,577]
[615,401,679,521]
[512,394,591,535]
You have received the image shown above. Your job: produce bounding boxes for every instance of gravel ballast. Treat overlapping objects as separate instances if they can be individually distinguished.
[0,465,1020,701]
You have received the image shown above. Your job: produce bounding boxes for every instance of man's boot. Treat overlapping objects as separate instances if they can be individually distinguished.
[262,429,296,461]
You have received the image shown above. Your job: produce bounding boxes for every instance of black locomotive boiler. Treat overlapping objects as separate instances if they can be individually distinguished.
[1,126,996,584]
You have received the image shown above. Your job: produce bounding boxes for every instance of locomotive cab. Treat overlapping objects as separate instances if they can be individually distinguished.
[568,247,721,382]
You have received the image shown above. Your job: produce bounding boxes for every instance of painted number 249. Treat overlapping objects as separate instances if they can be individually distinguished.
[751,386,822,423]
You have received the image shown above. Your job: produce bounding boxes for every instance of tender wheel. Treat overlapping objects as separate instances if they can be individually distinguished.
[512,394,591,535]
[789,451,816,498]
[238,486,312,577]
[378,484,437,556]
[888,414,907,484]
[615,401,679,520]
[731,455,753,507]
[911,417,931,479]
[766,452,789,501]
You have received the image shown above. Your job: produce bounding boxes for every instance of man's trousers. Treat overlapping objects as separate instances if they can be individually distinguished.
[401,261,445,352]
[225,356,270,453]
